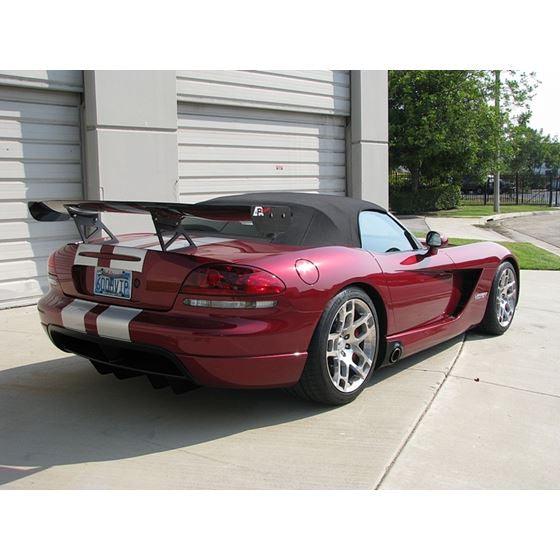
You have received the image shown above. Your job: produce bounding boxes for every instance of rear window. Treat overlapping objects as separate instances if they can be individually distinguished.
[181,216,270,240]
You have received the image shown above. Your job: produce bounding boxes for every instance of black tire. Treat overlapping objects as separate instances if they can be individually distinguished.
[478,261,518,336]
[288,287,380,406]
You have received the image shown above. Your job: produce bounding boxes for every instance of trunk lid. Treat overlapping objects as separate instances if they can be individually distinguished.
[54,233,297,311]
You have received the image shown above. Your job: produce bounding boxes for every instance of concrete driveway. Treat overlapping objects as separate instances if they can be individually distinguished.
[398,215,511,241]
[1,271,558,489]
[425,217,510,241]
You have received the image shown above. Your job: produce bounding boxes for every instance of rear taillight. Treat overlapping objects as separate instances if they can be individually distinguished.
[47,252,65,290]
[47,253,60,288]
[180,264,285,296]
[47,253,57,276]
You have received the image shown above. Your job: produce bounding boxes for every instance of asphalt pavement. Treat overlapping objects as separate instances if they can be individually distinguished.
[498,212,560,248]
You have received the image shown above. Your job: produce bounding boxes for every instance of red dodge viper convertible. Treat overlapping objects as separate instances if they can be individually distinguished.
[29,193,519,405]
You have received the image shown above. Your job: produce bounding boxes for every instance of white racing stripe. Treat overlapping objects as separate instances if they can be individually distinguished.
[60,300,98,333]
[118,236,158,248]
[96,305,142,342]
[74,243,101,267]
[192,237,234,246]
[74,236,234,274]
[119,235,234,249]
[74,243,147,272]
[111,246,147,272]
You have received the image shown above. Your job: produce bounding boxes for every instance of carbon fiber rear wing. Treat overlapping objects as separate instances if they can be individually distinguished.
[28,200,292,251]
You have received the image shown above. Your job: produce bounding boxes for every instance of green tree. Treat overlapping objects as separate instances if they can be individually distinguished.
[389,70,538,191]
[506,113,549,177]
[544,138,560,176]
[389,71,493,190]
[484,71,539,175]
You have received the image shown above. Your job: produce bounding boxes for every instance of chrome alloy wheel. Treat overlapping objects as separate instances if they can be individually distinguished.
[325,298,376,393]
[496,266,517,327]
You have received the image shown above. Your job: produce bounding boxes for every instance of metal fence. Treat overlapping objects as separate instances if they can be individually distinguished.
[461,173,559,206]
[390,171,560,207]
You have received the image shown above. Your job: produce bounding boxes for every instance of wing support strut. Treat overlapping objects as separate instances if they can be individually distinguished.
[67,209,118,244]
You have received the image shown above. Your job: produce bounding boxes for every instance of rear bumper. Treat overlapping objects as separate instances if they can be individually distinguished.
[181,352,307,388]
[48,325,307,388]
[39,291,310,388]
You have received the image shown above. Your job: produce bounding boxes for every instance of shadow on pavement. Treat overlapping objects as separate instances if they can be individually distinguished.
[0,336,461,487]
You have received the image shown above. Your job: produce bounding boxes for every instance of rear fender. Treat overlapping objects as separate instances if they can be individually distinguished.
[444,241,514,269]
[242,245,391,353]
[246,245,390,314]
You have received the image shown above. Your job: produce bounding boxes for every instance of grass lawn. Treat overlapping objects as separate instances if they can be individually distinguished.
[412,231,560,270]
[447,239,560,270]
[430,205,557,218]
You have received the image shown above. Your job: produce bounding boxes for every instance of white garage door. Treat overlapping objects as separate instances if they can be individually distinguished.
[177,103,347,203]
[0,86,82,309]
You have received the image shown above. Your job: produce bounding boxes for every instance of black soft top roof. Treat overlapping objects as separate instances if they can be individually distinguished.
[203,192,386,248]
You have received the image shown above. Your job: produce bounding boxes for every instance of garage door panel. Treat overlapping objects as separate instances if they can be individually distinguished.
[180,189,344,204]
[0,219,77,242]
[178,113,345,138]
[179,101,348,125]
[1,201,34,220]
[0,238,74,262]
[0,85,82,308]
[0,277,45,305]
[0,120,80,143]
[0,161,82,181]
[0,98,79,124]
[0,201,83,220]
[1,203,80,225]
[178,146,346,165]
[0,71,83,92]
[178,130,345,151]
[177,78,350,115]
[178,177,346,201]
[250,70,350,86]
[0,181,82,201]
[180,162,345,179]
[0,141,81,161]
[177,71,349,98]
[178,103,347,202]
[0,256,48,282]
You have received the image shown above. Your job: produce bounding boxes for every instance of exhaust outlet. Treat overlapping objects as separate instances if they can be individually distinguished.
[389,345,403,364]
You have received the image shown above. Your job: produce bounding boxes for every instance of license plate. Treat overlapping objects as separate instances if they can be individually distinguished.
[94,267,132,300]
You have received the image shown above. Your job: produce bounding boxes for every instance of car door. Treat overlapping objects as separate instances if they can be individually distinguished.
[359,211,455,334]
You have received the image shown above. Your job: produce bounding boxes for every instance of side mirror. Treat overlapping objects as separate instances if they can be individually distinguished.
[425,231,447,254]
